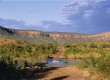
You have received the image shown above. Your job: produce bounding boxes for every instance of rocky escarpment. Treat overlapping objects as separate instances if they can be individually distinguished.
[49,32,110,40]
[0,26,110,42]
[78,32,110,40]
[15,30,43,36]
[0,26,44,37]
[49,33,81,38]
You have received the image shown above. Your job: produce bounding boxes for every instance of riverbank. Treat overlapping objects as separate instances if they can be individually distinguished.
[50,53,90,60]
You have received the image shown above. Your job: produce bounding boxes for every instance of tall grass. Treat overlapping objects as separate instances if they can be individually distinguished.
[64,41,110,78]
[80,45,110,79]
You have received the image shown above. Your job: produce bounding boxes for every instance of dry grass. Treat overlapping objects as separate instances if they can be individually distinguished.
[0,37,16,46]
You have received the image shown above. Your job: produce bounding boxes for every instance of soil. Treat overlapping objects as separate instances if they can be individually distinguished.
[19,66,90,80]
[37,66,90,80]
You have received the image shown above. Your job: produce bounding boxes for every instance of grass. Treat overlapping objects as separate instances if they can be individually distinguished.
[63,41,110,79]
[0,37,16,46]
[0,37,110,79]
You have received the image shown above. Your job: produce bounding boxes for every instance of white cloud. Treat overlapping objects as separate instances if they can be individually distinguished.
[62,0,110,33]
[64,0,108,15]
[64,0,89,15]
[0,0,110,34]
[83,10,95,20]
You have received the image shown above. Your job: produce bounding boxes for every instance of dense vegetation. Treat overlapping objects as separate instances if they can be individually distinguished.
[0,37,110,79]
[63,41,110,79]
[0,38,57,79]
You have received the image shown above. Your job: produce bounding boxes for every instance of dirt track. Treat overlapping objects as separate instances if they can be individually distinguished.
[36,66,90,80]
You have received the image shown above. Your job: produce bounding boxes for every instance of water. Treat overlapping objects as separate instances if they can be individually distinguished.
[45,58,81,67]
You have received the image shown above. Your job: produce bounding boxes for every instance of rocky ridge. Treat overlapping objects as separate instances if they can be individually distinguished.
[0,26,110,42]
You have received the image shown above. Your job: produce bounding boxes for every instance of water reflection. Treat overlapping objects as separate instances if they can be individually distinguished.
[46,58,80,67]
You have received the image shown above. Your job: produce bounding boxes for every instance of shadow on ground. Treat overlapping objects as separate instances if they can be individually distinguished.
[51,76,69,80]
[35,67,58,79]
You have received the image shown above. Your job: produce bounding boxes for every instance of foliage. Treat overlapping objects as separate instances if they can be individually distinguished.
[0,40,58,79]
[64,42,82,59]
[100,43,110,48]
[0,56,30,80]
[0,39,110,79]
[89,42,97,48]
[64,41,110,78]
[0,41,57,67]
[80,45,110,78]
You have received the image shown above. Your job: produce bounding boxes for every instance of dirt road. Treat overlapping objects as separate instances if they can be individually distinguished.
[36,66,90,80]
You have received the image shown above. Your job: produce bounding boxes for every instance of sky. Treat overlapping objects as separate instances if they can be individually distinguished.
[0,0,110,34]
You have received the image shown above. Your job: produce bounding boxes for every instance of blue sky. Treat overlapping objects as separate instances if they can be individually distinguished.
[0,0,110,34]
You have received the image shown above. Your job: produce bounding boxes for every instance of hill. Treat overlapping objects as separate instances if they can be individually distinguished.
[0,26,110,43]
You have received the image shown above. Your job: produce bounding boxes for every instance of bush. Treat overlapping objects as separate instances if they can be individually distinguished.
[89,43,97,48]
[83,49,110,76]
[100,43,110,48]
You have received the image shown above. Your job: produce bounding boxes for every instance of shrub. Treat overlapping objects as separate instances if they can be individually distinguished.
[83,49,110,76]
[100,43,110,48]
[89,43,97,48]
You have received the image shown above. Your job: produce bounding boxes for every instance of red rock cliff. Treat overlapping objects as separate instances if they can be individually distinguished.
[15,30,43,36]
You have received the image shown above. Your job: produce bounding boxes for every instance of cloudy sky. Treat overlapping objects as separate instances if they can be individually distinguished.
[0,0,110,34]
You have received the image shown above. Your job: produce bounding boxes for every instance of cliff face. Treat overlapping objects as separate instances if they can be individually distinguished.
[45,32,110,41]
[0,26,110,42]
[49,33,72,38]
[12,30,110,39]
[80,32,110,39]
[15,30,43,36]
[49,33,110,39]
[48,33,83,38]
